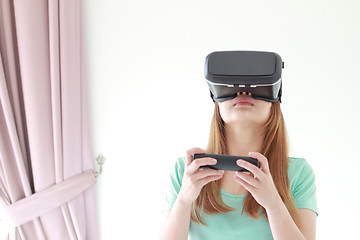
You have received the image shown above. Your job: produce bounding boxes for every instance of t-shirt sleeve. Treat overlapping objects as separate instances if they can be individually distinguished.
[289,158,318,216]
[164,157,186,210]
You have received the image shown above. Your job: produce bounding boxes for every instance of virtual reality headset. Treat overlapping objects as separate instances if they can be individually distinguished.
[204,51,284,102]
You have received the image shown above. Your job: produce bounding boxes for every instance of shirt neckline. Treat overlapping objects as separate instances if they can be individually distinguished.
[220,188,247,198]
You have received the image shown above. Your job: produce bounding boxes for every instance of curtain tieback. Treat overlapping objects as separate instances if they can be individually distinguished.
[2,170,96,227]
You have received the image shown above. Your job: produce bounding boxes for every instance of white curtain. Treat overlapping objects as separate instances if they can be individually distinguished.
[0,0,99,239]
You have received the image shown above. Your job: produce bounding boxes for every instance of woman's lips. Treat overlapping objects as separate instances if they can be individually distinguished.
[234,98,254,106]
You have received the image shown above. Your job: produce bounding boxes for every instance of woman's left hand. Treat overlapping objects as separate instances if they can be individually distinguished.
[234,152,282,211]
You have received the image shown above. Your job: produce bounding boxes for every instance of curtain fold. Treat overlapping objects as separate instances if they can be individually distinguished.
[0,0,99,239]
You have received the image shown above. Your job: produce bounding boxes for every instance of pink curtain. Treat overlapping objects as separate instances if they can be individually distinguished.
[0,0,99,239]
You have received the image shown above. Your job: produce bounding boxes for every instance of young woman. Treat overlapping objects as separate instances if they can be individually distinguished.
[159,91,317,240]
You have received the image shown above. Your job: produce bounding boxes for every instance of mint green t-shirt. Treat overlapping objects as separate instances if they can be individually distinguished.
[165,157,318,240]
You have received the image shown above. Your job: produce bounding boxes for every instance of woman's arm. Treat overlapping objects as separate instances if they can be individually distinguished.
[297,209,317,239]
[159,197,192,240]
[159,148,224,240]
[234,152,316,240]
[267,201,317,240]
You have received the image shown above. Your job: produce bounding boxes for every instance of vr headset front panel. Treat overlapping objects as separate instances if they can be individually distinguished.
[205,51,283,102]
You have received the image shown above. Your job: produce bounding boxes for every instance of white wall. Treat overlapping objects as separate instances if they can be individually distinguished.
[84,0,360,239]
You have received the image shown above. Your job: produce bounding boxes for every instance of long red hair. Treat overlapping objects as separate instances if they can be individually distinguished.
[190,101,302,228]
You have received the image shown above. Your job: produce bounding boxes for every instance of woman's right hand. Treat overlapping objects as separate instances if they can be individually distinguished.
[177,147,225,206]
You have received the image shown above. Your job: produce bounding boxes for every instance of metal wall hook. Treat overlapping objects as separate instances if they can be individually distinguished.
[95,154,105,177]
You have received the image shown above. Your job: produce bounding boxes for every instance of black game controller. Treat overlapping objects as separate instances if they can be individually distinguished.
[193,153,259,172]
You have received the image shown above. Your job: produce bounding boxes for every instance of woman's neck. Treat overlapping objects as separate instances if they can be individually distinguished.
[225,123,265,156]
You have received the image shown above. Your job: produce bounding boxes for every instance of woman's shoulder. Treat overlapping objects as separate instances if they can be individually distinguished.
[175,157,186,169]
[288,157,314,174]
[287,157,316,186]
[169,157,186,180]
[288,157,309,169]
[287,157,318,213]
[288,156,314,168]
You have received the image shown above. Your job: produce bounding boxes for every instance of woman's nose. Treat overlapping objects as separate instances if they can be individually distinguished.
[237,92,252,96]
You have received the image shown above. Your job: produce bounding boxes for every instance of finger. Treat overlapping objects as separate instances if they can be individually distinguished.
[235,171,259,188]
[193,169,224,181]
[234,174,256,192]
[187,157,217,175]
[249,152,270,174]
[185,147,205,167]
[237,159,264,180]
[198,174,223,187]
